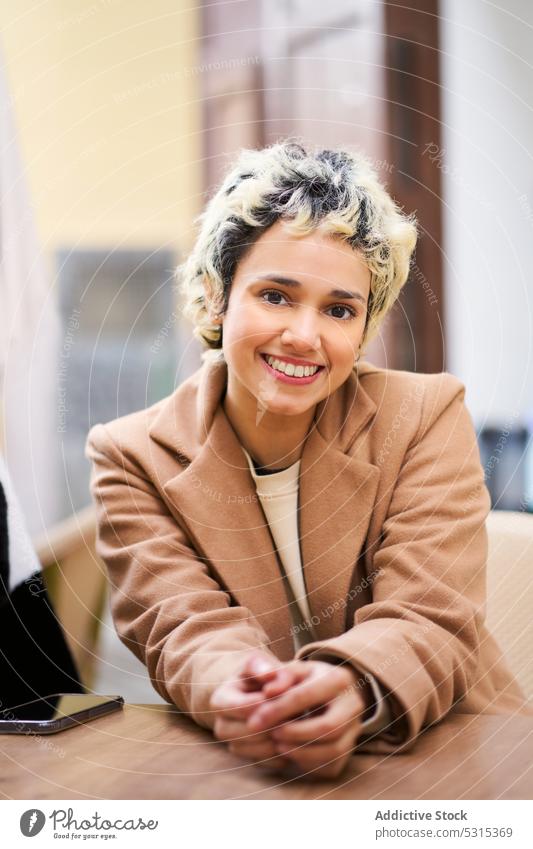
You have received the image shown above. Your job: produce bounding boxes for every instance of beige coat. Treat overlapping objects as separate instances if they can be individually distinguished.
[86,357,531,753]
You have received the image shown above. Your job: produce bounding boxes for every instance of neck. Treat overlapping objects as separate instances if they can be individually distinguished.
[222,388,316,470]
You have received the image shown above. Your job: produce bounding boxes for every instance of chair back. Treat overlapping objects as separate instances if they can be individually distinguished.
[485,510,533,700]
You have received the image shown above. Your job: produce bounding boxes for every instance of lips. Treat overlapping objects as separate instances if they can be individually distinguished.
[259,353,325,369]
[258,353,325,385]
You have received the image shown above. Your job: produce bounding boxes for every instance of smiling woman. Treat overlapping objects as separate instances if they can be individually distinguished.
[86,140,532,783]
[209,219,373,469]
[179,141,416,357]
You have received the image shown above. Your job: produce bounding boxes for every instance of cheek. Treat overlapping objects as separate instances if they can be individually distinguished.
[328,334,359,364]
[225,303,275,346]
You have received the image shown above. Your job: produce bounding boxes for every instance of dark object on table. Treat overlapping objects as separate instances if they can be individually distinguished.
[0,475,84,709]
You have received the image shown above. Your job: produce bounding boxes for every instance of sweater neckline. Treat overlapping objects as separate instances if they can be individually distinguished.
[241,446,300,498]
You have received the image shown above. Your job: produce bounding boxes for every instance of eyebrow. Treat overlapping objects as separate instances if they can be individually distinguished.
[252,274,368,306]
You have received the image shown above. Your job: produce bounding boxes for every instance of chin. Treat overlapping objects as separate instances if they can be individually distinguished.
[258,398,315,418]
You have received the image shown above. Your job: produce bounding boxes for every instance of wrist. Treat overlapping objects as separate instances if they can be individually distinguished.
[341,665,374,719]
[311,656,376,721]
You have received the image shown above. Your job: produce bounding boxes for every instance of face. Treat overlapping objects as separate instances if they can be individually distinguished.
[211,219,371,424]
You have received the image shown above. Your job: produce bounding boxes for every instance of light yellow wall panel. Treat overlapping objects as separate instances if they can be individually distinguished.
[0,0,201,252]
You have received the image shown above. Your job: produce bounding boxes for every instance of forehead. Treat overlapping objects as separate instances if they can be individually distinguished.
[234,220,370,291]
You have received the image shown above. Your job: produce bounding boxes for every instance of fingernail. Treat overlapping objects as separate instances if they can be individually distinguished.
[247,713,264,730]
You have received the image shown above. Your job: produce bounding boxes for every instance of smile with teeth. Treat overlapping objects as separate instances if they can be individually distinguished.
[263,354,321,378]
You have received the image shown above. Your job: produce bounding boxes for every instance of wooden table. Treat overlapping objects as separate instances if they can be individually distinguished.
[1,705,532,799]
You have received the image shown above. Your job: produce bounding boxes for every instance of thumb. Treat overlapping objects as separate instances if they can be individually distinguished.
[240,652,280,688]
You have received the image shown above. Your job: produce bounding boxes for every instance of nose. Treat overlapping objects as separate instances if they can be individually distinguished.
[280,305,321,354]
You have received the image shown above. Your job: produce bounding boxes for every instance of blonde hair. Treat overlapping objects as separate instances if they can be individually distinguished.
[178,140,417,361]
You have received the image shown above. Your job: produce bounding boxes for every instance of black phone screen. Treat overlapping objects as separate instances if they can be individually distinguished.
[3,694,121,722]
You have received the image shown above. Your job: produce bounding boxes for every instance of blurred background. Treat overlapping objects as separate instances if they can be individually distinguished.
[1,0,532,702]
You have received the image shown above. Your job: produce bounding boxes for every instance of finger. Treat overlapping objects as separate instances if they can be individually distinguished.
[271,695,361,744]
[273,728,355,769]
[239,653,282,689]
[214,716,273,745]
[240,668,279,691]
[247,672,340,732]
[211,687,268,721]
[261,666,301,698]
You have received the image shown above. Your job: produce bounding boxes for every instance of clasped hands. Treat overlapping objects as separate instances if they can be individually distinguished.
[210,650,371,780]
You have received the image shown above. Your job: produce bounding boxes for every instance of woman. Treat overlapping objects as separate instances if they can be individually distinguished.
[86,141,530,780]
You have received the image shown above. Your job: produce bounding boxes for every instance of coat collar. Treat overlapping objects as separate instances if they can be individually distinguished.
[149,356,381,660]
[149,355,378,461]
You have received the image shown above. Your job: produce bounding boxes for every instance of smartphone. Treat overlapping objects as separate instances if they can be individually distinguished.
[0,694,124,734]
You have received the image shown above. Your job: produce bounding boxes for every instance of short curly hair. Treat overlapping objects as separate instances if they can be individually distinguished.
[178,139,417,362]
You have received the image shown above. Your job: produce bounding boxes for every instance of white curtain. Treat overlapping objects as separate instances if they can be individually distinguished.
[0,45,60,536]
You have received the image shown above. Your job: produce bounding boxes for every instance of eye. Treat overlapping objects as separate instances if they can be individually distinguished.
[327,304,358,321]
[260,289,290,306]
[259,289,358,321]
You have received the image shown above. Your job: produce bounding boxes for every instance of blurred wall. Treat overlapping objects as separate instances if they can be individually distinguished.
[0,0,201,253]
[0,0,202,532]
[441,0,533,427]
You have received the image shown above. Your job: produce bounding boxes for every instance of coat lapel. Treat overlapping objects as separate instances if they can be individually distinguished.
[296,364,381,640]
[155,364,294,660]
[150,356,381,655]
[298,425,380,641]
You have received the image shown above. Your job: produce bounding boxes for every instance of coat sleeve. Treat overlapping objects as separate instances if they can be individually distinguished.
[293,374,491,753]
[85,423,279,730]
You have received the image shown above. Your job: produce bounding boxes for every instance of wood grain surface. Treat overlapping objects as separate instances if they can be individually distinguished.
[1,705,532,800]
